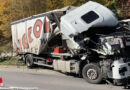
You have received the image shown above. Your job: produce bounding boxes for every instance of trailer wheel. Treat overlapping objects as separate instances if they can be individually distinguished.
[26,54,34,68]
[82,63,103,84]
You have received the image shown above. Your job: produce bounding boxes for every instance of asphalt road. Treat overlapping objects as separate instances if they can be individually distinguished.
[0,66,125,90]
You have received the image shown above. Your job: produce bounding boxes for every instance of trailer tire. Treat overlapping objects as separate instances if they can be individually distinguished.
[82,63,103,84]
[26,54,35,69]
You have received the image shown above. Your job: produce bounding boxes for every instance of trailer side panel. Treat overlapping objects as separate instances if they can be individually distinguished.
[11,16,52,55]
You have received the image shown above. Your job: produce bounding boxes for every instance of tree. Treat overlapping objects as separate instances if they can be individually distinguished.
[11,0,46,21]
[0,0,12,40]
[0,0,46,43]
[0,0,127,45]
[46,0,64,11]
[46,0,108,11]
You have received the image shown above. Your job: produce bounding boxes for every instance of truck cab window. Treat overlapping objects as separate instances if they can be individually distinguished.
[81,11,99,24]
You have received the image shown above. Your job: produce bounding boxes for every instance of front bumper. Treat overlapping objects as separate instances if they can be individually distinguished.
[113,77,130,85]
[112,59,130,80]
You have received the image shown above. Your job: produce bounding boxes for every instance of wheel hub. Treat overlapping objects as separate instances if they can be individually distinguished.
[87,69,97,80]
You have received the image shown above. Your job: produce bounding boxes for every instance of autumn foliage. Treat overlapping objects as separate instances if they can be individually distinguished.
[0,0,129,44]
[0,0,45,43]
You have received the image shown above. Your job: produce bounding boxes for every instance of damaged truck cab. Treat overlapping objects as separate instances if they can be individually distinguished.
[11,1,130,85]
[60,1,130,84]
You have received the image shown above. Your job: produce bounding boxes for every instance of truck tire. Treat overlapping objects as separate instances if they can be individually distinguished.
[82,63,103,84]
[26,54,35,69]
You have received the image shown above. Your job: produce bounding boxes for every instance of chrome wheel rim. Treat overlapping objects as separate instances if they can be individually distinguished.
[87,69,97,80]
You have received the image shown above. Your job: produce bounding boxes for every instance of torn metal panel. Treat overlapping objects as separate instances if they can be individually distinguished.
[60,1,118,51]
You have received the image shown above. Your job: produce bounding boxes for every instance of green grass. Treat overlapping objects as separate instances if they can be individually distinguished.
[0,42,13,52]
[0,56,25,66]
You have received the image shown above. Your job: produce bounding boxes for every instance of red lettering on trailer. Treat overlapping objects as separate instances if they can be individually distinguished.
[33,20,42,38]
[22,34,29,48]
[44,17,50,33]
[28,27,33,42]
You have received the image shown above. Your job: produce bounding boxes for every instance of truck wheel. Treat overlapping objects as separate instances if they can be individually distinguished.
[26,54,34,69]
[82,63,103,84]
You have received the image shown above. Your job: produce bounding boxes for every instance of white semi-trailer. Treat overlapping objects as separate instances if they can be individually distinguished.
[11,1,130,85]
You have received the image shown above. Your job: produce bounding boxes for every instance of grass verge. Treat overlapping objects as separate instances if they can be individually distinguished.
[0,42,25,66]
[0,56,25,66]
[0,42,13,52]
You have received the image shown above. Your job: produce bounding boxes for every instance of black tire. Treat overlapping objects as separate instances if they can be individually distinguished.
[26,54,35,68]
[82,63,103,84]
